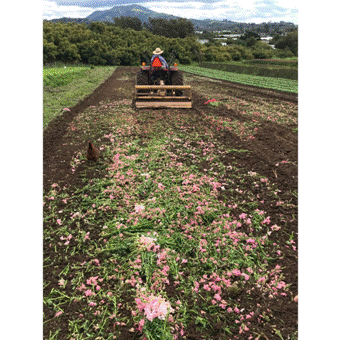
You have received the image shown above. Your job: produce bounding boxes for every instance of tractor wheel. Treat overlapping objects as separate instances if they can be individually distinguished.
[136,70,149,95]
[136,70,149,85]
[171,71,184,96]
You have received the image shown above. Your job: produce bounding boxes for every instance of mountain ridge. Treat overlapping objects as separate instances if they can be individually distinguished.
[47,4,297,33]
[86,4,180,22]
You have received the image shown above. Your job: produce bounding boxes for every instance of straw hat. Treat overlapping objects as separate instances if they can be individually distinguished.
[153,47,164,55]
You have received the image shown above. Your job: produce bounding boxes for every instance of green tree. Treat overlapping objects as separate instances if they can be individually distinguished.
[252,41,275,59]
[240,31,261,41]
[88,22,107,34]
[43,40,59,63]
[147,18,194,38]
[114,16,143,31]
[58,38,81,63]
[274,30,298,56]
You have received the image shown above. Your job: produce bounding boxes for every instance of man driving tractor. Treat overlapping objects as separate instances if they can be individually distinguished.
[151,47,168,68]
[134,47,192,108]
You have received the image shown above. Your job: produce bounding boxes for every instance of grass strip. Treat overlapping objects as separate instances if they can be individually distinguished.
[43,66,116,129]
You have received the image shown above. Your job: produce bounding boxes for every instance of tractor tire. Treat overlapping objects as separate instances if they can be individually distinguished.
[171,71,184,96]
[136,70,149,85]
[136,70,149,95]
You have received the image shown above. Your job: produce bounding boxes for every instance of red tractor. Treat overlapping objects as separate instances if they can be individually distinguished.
[135,54,192,109]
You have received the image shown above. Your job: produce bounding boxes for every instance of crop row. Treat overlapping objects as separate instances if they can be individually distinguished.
[180,65,298,93]
[199,62,298,80]
[245,59,298,67]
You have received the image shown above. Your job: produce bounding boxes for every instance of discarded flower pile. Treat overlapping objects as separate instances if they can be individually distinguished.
[43,69,297,340]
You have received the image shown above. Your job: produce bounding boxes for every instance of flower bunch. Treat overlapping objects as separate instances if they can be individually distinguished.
[135,204,145,214]
[135,291,174,322]
[204,98,217,105]
[137,233,158,251]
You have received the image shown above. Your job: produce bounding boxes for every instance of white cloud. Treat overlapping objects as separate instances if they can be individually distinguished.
[42,0,111,19]
[274,0,298,10]
[43,0,298,23]
[143,1,257,20]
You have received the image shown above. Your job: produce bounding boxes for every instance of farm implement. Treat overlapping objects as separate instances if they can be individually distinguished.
[134,55,192,109]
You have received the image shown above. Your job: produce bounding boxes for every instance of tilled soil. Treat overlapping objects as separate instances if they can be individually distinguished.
[43,66,298,340]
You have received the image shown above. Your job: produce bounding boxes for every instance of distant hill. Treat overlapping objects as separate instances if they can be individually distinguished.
[48,4,297,34]
[86,4,177,23]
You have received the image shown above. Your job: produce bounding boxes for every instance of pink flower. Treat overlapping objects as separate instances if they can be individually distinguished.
[204,98,217,105]
[139,235,157,250]
[63,108,71,111]
[135,204,145,214]
[136,293,174,322]
[55,311,63,317]
[261,216,271,225]
[56,219,62,225]
[138,319,145,331]
[203,284,210,291]
[84,289,93,297]
[58,279,65,286]
[232,269,241,276]
[258,276,266,283]
[87,276,98,285]
[241,273,250,281]
[214,293,221,301]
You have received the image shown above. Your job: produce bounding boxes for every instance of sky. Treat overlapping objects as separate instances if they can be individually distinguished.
[43,0,298,24]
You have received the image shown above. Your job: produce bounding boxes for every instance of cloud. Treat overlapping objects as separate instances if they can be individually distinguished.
[43,1,99,19]
[274,0,298,10]
[142,0,255,20]
[143,0,296,23]
[43,0,298,23]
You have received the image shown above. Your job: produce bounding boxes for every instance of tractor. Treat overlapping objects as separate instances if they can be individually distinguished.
[134,52,192,109]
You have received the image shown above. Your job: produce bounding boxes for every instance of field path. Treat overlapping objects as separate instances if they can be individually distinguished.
[44,67,297,194]
[43,66,298,340]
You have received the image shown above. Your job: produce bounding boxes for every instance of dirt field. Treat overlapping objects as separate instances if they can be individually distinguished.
[43,67,298,339]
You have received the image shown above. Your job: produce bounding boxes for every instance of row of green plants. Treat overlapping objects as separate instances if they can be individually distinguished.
[43,65,116,128]
[43,66,91,87]
[245,59,298,67]
[198,61,298,80]
[43,21,296,66]
[180,65,298,93]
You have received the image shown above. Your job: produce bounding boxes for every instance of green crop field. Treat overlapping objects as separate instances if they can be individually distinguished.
[180,65,298,93]
[43,67,90,87]
[198,61,298,80]
[43,66,116,129]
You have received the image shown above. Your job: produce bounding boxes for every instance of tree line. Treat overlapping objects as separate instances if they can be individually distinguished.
[43,19,297,66]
